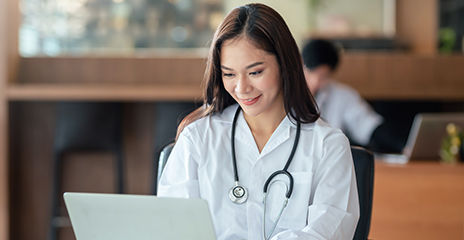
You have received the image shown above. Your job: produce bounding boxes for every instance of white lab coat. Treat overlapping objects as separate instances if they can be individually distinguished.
[316,81,383,145]
[158,104,359,240]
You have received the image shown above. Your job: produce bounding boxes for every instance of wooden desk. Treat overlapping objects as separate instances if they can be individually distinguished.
[370,161,464,240]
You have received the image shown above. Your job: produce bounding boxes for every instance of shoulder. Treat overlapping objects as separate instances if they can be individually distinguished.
[322,82,366,115]
[328,81,361,100]
[181,104,237,140]
[301,117,345,138]
[299,118,350,157]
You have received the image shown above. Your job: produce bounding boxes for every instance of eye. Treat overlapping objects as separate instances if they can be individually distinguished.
[222,72,235,78]
[249,70,263,76]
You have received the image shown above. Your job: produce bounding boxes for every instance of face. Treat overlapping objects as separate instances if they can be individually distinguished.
[220,37,283,118]
[303,64,332,95]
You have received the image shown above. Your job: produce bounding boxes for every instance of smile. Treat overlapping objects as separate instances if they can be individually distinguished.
[240,95,261,106]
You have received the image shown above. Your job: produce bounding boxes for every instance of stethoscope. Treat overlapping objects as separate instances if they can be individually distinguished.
[228,106,301,239]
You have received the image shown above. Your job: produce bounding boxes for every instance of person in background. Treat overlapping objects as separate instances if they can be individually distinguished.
[302,39,403,153]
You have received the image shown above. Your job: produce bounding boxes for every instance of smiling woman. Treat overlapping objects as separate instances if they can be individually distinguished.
[157,3,360,240]
[175,2,319,139]
[220,37,285,146]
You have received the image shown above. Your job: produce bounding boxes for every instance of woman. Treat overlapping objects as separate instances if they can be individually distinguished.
[158,3,359,240]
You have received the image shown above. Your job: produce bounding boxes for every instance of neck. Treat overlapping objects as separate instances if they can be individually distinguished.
[243,103,286,137]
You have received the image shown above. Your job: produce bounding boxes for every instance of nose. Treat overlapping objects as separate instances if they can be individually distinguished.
[235,75,252,94]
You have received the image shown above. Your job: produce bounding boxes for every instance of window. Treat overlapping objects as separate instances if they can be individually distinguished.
[19,0,395,56]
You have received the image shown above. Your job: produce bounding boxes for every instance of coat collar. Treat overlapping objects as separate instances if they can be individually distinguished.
[222,104,296,162]
[220,104,296,128]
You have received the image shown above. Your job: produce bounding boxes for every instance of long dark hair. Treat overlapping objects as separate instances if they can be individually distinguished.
[177,3,319,139]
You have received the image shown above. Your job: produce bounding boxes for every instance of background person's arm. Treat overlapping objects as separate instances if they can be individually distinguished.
[368,122,405,153]
[339,85,383,147]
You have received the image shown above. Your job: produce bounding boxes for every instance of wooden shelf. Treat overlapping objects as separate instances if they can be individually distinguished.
[6,83,203,101]
[13,53,464,102]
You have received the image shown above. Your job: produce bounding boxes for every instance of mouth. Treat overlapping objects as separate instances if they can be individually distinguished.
[239,95,262,106]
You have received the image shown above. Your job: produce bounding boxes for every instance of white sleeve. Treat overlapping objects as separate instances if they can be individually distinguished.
[157,127,201,198]
[270,132,360,240]
[342,88,383,145]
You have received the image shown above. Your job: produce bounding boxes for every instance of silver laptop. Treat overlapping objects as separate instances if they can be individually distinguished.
[376,113,464,163]
[64,192,217,240]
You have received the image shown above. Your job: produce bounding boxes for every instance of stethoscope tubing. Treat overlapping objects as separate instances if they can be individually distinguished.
[231,106,241,182]
[230,106,301,199]
[230,106,302,239]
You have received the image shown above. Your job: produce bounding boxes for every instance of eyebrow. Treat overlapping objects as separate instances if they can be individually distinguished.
[221,62,264,71]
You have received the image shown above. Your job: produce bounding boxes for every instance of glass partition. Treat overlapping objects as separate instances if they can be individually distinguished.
[20,0,224,56]
[19,0,395,56]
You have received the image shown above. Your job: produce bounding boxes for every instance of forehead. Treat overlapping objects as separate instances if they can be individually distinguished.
[220,37,273,67]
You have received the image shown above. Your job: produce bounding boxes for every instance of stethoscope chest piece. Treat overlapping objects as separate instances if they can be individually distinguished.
[229,182,248,204]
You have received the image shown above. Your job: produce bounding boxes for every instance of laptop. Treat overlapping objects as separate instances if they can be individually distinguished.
[64,192,217,240]
[375,113,464,163]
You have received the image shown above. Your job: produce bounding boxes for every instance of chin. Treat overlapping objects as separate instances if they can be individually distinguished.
[238,103,268,118]
[240,108,261,117]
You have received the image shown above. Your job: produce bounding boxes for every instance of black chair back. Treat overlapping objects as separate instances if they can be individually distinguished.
[152,102,197,194]
[351,146,375,240]
[156,142,175,186]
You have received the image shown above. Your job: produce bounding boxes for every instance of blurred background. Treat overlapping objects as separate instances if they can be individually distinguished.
[1,0,464,240]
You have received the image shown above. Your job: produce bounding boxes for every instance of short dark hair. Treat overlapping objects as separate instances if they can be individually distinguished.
[302,39,340,71]
[177,3,320,139]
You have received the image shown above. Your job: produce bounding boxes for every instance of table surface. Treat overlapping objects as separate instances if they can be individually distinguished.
[370,161,464,240]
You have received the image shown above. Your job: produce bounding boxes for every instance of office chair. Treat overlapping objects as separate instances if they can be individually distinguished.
[350,146,375,240]
[152,101,197,194]
[49,102,125,240]
[155,144,374,240]
[156,142,175,187]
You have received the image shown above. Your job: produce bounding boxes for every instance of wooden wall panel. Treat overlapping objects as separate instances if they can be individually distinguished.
[390,55,436,95]
[7,0,19,84]
[18,57,206,85]
[0,0,18,238]
[436,55,464,89]
[334,53,370,86]
[396,0,438,55]
[17,53,464,101]
[0,47,8,240]
[336,53,464,100]
[365,54,392,92]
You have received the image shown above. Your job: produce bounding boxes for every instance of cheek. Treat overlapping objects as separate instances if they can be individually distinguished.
[320,77,330,87]
[260,74,281,92]
[309,75,321,87]
[308,73,318,82]
[254,70,278,90]
[304,71,311,86]
[222,80,235,96]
